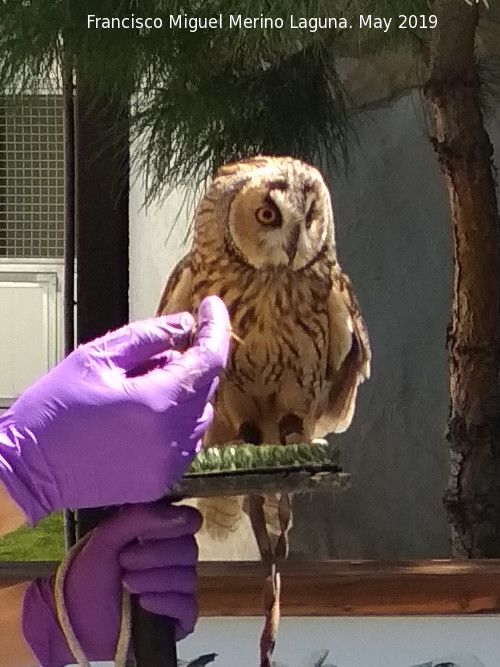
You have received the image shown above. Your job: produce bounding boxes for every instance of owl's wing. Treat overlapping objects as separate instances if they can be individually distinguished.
[156,254,194,316]
[316,266,371,436]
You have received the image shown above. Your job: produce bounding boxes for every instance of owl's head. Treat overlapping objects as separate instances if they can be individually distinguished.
[201,156,335,271]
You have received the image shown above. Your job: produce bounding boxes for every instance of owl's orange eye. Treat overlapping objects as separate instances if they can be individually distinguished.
[255,205,281,227]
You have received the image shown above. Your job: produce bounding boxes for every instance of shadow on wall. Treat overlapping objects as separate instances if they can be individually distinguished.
[292,93,454,559]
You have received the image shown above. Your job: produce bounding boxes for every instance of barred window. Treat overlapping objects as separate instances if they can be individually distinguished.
[0,94,65,258]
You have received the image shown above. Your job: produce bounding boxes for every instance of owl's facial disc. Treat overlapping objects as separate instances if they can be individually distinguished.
[228,179,328,271]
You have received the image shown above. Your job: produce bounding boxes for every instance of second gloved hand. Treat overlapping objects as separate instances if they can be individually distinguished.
[0,296,230,524]
[23,503,201,667]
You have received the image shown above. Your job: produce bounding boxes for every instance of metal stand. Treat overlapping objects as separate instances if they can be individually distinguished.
[132,603,178,667]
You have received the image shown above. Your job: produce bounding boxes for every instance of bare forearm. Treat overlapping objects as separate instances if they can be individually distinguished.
[0,486,38,666]
[0,583,38,667]
[0,480,27,537]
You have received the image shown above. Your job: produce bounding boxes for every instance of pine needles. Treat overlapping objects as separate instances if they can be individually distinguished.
[0,0,438,202]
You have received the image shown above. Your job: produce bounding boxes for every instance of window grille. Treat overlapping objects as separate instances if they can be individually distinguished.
[0,94,65,258]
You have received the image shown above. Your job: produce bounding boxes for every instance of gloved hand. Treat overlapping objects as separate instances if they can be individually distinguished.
[0,296,230,524]
[23,503,201,667]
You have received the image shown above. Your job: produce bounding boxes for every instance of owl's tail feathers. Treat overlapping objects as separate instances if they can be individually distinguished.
[197,495,245,541]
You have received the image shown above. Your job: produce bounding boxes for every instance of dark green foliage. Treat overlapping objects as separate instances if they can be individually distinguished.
[134,39,351,199]
[0,0,436,200]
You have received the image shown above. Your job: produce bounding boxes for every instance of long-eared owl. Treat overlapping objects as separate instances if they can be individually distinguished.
[157,156,371,540]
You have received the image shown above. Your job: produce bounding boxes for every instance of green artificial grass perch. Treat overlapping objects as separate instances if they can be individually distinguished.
[187,440,341,475]
[0,441,347,561]
[0,440,349,667]
[169,439,350,499]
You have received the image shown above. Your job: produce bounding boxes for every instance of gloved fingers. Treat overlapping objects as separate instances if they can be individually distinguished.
[89,313,195,371]
[137,592,198,640]
[205,376,219,405]
[189,400,214,443]
[123,565,196,596]
[124,350,183,378]
[195,296,231,362]
[151,296,230,401]
[125,365,218,416]
[154,400,214,478]
[94,503,202,549]
[120,535,198,571]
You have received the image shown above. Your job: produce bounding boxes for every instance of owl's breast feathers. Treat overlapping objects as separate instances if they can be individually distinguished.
[158,247,370,437]
[157,156,370,542]
[221,262,332,394]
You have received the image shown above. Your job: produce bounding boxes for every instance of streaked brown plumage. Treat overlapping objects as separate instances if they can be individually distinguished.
[157,156,371,540]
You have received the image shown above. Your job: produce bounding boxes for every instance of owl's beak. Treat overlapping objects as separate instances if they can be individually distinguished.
[286,225,301,263]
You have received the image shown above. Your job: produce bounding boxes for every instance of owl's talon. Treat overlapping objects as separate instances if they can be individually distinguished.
[311,437,329,446]
[237,422,262,445]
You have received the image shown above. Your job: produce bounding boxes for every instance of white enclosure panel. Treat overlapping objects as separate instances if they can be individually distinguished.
[179,616,500,667]
[0,263,62,407]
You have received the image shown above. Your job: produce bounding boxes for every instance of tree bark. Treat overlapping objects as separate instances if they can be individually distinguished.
[423,0,500,557]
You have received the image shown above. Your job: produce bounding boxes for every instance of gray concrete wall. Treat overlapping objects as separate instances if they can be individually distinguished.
[293,95,453,559]
[129,93,500,559]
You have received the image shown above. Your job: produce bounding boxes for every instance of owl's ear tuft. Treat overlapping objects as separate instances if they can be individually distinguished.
[215,155,270,179]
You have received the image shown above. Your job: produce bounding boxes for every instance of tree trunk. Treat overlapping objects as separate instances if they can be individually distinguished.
[423,0,500,557]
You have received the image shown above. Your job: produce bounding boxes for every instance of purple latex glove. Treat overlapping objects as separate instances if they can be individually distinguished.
[0,296,230,524]
[23,503,201,667]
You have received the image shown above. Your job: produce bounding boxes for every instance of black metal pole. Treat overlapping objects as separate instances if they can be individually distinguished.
[73,69,129,539]
[131,605,177,667]
[72,65,178,665]
[62,52,77,552]
[62,55,75,359]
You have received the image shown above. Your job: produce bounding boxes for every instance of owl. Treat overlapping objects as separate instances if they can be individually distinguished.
[157,156,371,540]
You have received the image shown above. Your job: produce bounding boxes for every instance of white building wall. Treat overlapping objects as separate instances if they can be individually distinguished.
[129,180,194,321]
